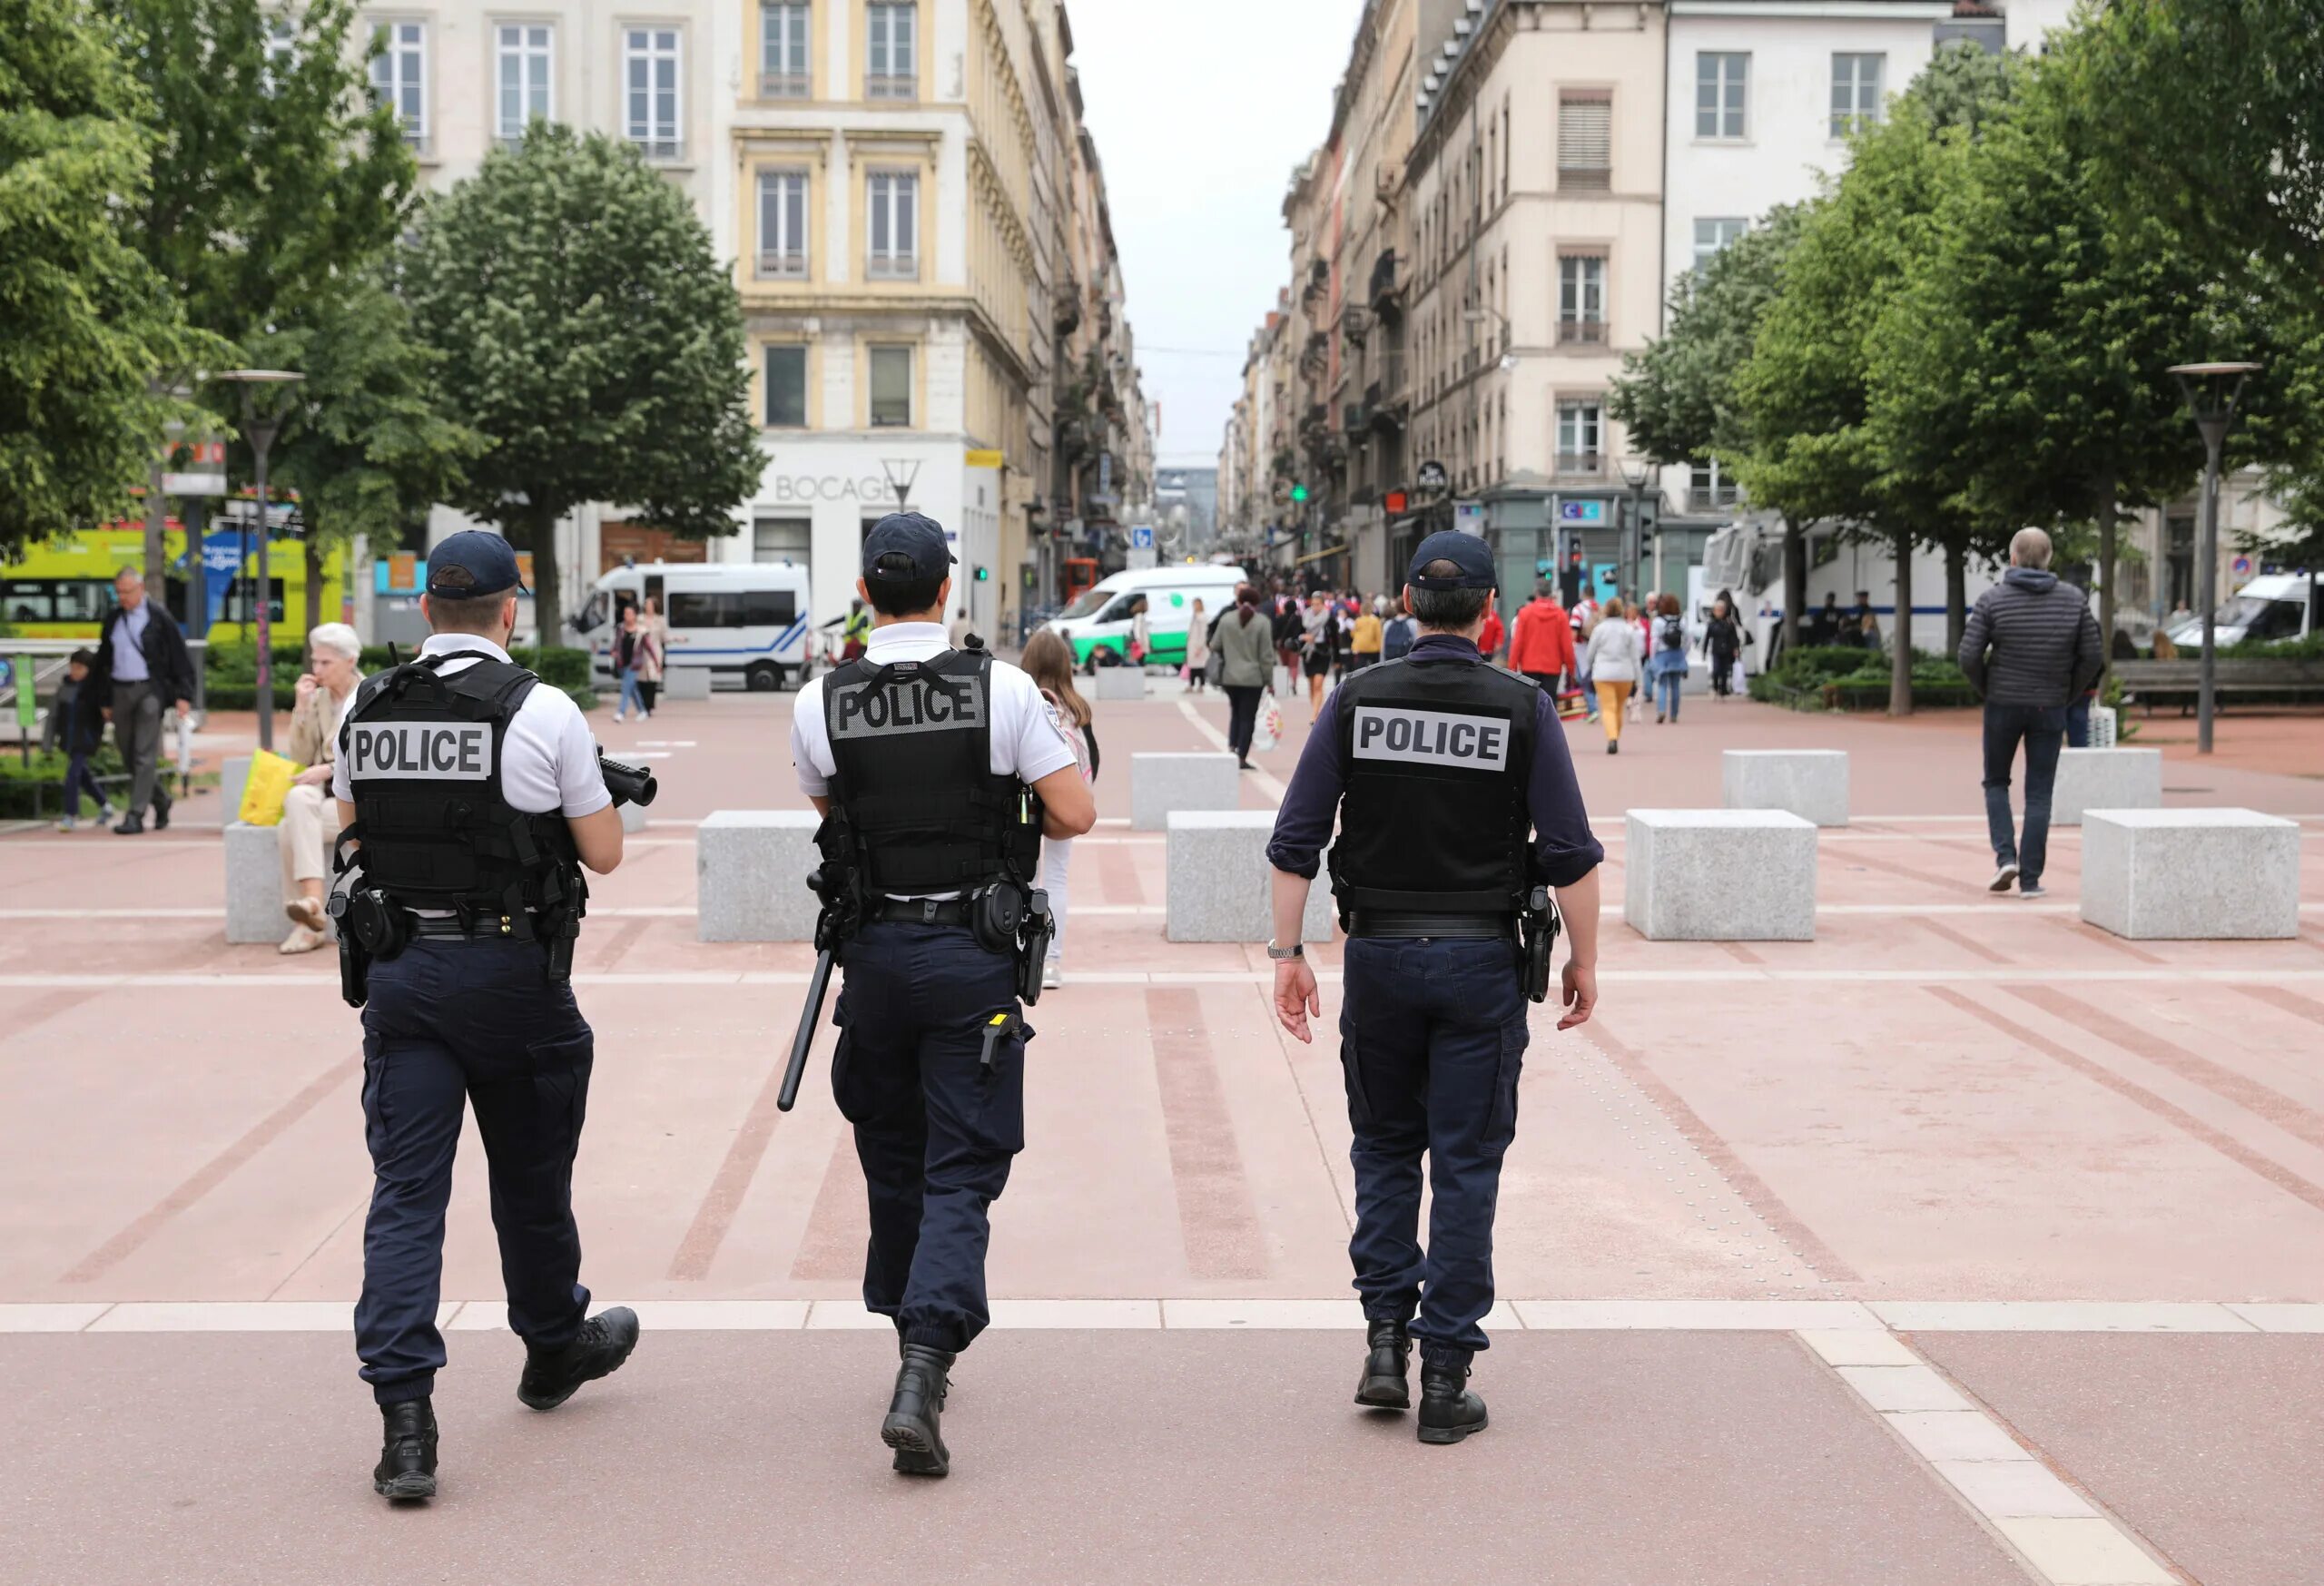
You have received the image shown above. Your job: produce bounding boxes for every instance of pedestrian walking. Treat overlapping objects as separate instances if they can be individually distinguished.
[1273,594,1305,683]
[788,512,1097,1477]
[635,596,667,714]
[333,531,641,1502]
[1476,600,1506,665]
[1183,597,1210,691]
[1382,597,1418,661]
[1216,583,1276,769]
[1583,596,1643,754]
[1647,595,1689,724]
[1301,592,1334,722]
[1959,527,2104,900]
[44,649,113,830]
[1266,530,1603,1444]
[1570,593,1601,720]
[1509,581,1576,694]
[611,606,648,722]
[1350,599,1384,671]
[1703,594,1747,698]
[1021,629,1098,990]
[89,567,194,834]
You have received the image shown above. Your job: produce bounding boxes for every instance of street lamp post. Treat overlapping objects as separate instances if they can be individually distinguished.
[213,369,305,752]
[2166,361,2260,756]
[1618,458,1653,606]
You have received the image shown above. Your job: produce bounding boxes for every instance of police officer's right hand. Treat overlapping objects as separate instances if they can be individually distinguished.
[1558,960,1598,1031]
[1274,956,1320,1045]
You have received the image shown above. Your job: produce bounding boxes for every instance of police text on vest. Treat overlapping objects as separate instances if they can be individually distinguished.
[347,723,494,780]
[1351,705,1510,771]
[829,675,988,740]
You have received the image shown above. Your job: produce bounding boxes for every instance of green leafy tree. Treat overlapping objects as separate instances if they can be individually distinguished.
[1732,44,2020,713]
[401,124,763,632]
[1869,59,2208,654]
[109,0,413,583]
[0,0,212,556]
[247,271,487,635]
[1610,205,1807,641]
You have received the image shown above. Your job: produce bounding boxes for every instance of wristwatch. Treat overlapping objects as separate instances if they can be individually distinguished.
[1265,940,1305,960]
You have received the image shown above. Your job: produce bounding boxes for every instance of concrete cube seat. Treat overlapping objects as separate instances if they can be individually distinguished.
[697,810,821,941]
[619,800,648,834]
[226,822,288,944]
[2051,747,2162,827]
[1166,812,1333,943]
[1723,750,1848,828]
[1131,753,1241,832]
[1624,809,1817,941]
[662,668,711,701]
[220,754,252,824]
[2080,807,2299,940]
[1093,665,1147,701]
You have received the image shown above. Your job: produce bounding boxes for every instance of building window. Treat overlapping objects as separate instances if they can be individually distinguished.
[1559,255,1606,344]
[1689,459,1739,512]
[866,170,918,280]
[866,1,916,100]
[370,21,427,152]
[495,25,552,147]
[756,170,809,278]
[1832,53,1886,137]
[1696,52,1748,140]
[753,516,811,566]
[1693,217,1748,270]
[869,345,912,427]
[764,345,808,427]
[1558,92,1611,192]
[624,28,682,159]
[1557,400,1603,476]
[263,16,296,87]
[762,2,810,96]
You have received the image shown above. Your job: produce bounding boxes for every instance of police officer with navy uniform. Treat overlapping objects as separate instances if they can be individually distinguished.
[331,532,641,1501]
[791,512,1096,1476]
[1265,530,1605,1443]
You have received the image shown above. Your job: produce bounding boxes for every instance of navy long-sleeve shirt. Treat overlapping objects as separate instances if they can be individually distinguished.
[1265,635,1605,887]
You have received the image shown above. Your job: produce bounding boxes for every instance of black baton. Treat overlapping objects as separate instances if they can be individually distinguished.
[777,946,836,1111]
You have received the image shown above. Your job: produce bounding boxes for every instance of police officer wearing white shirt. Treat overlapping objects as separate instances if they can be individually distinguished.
[791,512,1097,1478]
[331,531,639,1502]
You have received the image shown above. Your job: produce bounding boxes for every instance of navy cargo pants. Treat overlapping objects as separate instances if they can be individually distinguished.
[1339,935,1528,1364]
[832,921,1027,1354]
[355,938,595,1404]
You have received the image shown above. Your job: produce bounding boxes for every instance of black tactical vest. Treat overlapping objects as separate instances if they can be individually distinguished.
[1327,652,1538,913]
[337,653,583,928]
[823,646,1041,896]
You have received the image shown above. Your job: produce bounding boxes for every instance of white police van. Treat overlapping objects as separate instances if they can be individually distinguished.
[575,562,813,692]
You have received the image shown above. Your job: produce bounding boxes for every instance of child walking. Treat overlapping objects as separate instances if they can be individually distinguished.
[45,649,114,830]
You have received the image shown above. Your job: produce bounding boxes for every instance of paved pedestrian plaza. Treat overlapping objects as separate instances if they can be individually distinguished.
[4,685,2320,1584]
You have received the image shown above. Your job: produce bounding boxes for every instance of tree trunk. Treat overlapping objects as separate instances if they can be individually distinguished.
[144,460,169,615]
[303,532,324,640]
[517,507,563,651]
[1945,537,1968,659]
[1781,517,1807,657]
[1889,527,1914,718]
[2094,469,2118,660]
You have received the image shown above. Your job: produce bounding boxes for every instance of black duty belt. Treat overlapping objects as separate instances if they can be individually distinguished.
[866,897,975,927]
[409,914,542,941]
[1346,911,1515,941]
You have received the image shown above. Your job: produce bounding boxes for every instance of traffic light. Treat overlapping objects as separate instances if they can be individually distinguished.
[973,565,990,581]
[1290,483,1309,504]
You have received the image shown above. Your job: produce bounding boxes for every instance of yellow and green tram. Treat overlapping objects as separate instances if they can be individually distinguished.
[0,522,350,642]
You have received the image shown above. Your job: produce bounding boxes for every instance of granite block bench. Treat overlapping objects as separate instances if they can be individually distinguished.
[1131,753,1241,832]
[1723,750,1848,828]
[2080,807,2299,940]
[1624,809,1817,941]
[1166,812,1333,944]
[696,810,820,941]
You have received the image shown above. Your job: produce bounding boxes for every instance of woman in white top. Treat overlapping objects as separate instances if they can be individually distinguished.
[1182,597,1209,692]
[1582,596,1645,754]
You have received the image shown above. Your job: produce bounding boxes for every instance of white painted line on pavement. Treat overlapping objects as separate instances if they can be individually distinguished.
[1513,1299,1880,1330]
[0,1303,112,1332]
[1873,1300,2257,1333]
[2224,1302,2324,1333]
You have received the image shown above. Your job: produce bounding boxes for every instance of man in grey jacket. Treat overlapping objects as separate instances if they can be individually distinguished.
[1958,528,2104,898]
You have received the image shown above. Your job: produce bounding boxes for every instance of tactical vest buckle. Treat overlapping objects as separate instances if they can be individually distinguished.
[921,899,941,924]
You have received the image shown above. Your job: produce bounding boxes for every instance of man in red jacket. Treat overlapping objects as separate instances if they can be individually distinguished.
[1476,602,1506,664]
[1508,580,1577,692]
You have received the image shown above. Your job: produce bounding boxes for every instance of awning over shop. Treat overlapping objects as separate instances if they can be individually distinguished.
[1295,542,1351,566]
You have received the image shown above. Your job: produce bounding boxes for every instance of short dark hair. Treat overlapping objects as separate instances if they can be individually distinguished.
[68,647,96,668]
[1408,560,1491,629]
[864,553,943,616]
[428,590,515,635]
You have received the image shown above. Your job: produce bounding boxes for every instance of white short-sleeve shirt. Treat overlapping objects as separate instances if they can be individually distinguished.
[791,622,1077,799]
[333,634,611,818]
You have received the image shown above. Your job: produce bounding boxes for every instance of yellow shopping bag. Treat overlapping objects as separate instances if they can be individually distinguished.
[237,749,304,827]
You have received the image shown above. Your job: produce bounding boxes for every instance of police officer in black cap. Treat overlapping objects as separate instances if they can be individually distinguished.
[1265,529,1605,1443]
[789,511,1097,1476]
[330,530,641,1501]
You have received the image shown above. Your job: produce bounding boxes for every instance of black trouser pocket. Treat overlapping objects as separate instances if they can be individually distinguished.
[1339,1035,1375,1130]
[830,1029,869,1125]
[967,1023,1029,1156]
[1486,1022,1525,1151]
[524,1032,594,1154]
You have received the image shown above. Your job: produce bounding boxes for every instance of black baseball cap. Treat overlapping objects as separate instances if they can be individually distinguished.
[862,511,956,582]
[426,530,528,598]
[1407,530,1498,591]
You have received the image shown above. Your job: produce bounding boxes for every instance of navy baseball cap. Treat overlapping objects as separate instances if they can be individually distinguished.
[862,511,955,581]
[426,531,528,598]
[1407,530,1498,590]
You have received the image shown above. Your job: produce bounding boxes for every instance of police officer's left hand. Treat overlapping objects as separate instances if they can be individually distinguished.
[1558,960,1598,1031]
[1274,957,1321,1044]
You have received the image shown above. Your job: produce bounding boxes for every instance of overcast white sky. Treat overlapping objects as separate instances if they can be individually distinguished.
[1069,0,1362,467]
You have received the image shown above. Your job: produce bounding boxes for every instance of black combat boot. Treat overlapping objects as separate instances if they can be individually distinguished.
[881,1343,955,1477]
[517,1305,641,1411]
[1417,1356,1488,1445]
[1354,1318,1413,1409]
[373,1398,438,1501]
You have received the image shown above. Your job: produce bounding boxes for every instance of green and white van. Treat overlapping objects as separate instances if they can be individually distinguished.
[1046,564,1249,668]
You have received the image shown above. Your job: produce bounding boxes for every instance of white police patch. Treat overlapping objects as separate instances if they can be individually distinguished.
[347,722,494,781]
[829,673,988,740]
[1351,705,1510,771]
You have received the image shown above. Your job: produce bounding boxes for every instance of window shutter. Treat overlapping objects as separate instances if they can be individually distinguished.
[1558,93,1611,191]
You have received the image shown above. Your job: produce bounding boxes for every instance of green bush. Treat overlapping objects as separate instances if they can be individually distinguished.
[1748,644,1974,712]
[2221,631,2324,661]
[203,642,595,709]
[0,745,125,820]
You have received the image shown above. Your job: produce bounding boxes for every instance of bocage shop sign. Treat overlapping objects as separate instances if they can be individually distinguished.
[763,458,924,506]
